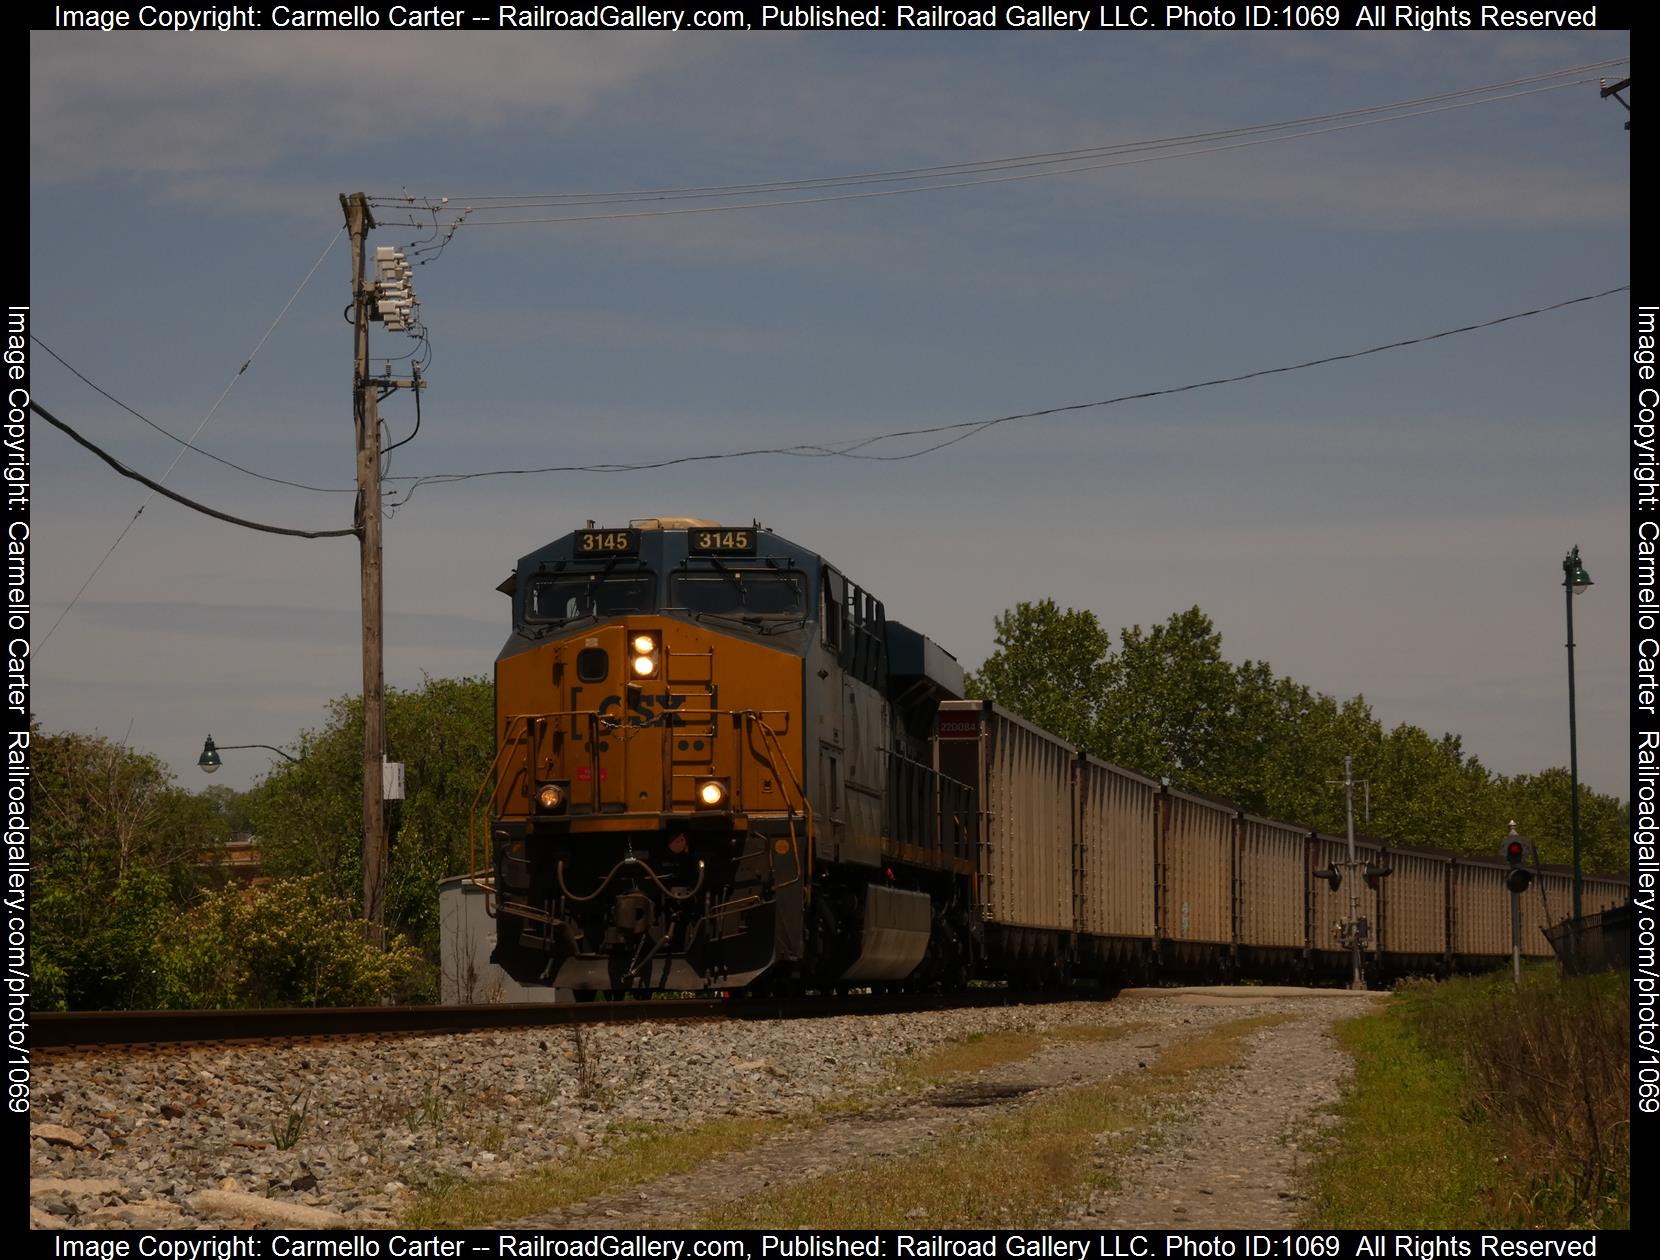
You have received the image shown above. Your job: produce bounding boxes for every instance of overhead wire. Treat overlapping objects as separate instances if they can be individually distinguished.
[821,286,1634,462]
[35,65,1627,564]
[367,62,1625,229]
[30,334,354,494]
[382,286,1627,504]
[37,224,345,648]
[374,60,1624,211]
[32,401,357,539]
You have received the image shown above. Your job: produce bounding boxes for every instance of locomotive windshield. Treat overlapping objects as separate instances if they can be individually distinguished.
[526,570,657,624]
[668,569,806,619]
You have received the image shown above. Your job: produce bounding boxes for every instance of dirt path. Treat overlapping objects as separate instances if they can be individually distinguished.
[1061,992,1380,1228]
[499,989,1382,1229]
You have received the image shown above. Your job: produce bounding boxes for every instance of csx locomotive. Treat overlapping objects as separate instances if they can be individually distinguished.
[472,519,1626,995]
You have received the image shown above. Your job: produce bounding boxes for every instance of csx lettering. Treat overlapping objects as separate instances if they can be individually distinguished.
[598,691,689,727]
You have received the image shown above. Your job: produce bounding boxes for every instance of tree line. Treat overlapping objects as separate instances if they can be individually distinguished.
[30,605,1624,1009]
[31,675,492,1010]
[966,601,1626,875]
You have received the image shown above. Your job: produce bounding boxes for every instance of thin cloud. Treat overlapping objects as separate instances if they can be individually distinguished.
[30,32,701,185]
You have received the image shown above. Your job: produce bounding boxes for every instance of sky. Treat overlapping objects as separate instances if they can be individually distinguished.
[26,28,1633,807]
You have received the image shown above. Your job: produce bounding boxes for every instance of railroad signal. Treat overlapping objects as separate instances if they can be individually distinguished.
[1363,858,1393,891]
[1314,865,1342,892]
[1502,824,1534,893]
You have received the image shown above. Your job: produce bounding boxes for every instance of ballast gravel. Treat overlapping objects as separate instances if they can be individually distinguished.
[31,998,1169,1230]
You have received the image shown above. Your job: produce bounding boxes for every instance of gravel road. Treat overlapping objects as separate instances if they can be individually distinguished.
[29,988,1383,1230]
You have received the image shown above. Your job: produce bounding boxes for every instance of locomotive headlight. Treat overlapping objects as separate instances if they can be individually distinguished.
[630,632,660,679]
[696,778,729,810]
[535,781,569,814]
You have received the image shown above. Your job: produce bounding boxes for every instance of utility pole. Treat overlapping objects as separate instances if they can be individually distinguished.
[343,191,386,946]
[1341,756,1364,991]
[1563,546,1592,923]
[1318,757,1388,989]
[1599,76,1630,130]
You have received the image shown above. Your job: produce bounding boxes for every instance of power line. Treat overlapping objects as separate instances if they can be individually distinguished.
[369,64,1623,230]
[30,334,354,494]
[37,225,345,648]
[825,286,1634,462]
[31,400,358,539]
[384,286,1626,500]
[375,60,1623,212]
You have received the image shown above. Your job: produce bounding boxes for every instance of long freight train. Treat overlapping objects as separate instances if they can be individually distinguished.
[471,519,1626,994]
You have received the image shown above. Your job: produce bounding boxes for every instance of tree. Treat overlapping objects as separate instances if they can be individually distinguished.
[1360,724,1493,854]
[247,675,495,952]
[32,726,236,1009]
[33,727,214,889]
[1096,607,1239,784]
[1490,768,1627,877]
[1209,668,1382,831]
[966,600,1113,750]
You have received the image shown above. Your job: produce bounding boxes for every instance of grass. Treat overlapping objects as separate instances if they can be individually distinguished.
[895,1022,1140,1088]
[400,1017,1140,1226]
[402,1115,789,1226]
[1297,999,1499,1227]
[705,1014,1291,1228]
[1300,967,1630,1229]
[270,1088,312,1151]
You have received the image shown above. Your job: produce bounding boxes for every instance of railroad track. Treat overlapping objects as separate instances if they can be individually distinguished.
[35,987,1085,1049]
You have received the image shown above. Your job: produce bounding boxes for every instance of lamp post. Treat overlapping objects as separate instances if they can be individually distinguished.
[1562,546,1592,922]
[198,735,299,772]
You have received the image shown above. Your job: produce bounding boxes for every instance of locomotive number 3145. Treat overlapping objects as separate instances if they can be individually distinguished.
[690,528,755,554]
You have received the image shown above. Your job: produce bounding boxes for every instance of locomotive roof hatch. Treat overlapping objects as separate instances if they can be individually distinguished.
[631,516,720,530]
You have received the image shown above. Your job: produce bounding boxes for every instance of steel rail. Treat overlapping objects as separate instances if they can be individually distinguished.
[34,988,1086,1050]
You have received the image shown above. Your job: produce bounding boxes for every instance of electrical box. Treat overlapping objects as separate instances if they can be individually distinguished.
[383,760,406,801]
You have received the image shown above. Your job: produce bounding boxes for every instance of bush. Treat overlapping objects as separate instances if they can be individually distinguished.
[1308,969,1629,1228]
[33,869,175,1011]
[159,876,431,1008]
[1400,969,1629,1226]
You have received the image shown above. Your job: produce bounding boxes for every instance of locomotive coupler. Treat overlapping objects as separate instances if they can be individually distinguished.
[612,891,656,934]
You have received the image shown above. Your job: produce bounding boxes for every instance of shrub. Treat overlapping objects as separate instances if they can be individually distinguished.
[159,876,429,1008]
[1400,969,1629,1226]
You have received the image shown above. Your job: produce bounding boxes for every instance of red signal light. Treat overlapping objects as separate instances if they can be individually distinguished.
[1506,841,1525,863]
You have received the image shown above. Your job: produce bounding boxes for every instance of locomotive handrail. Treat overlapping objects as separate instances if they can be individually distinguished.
[466,711,537,909]
[467,711,615,905]
[468,707,798,909]
[746,711,815,899]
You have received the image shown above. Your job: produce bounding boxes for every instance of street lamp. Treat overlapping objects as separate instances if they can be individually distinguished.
[197,735,299,773]
[1563,546,1592,921]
